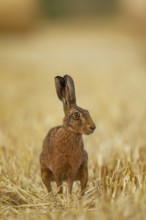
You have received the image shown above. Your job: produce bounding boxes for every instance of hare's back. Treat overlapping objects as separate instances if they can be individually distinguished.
[40,126,62,166]
[43,126,62,150]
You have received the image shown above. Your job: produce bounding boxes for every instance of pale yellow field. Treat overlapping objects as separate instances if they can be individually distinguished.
[0,20,146,220]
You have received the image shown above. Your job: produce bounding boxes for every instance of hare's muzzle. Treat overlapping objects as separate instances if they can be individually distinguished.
[90,124,96,133]
[84,123,96,135]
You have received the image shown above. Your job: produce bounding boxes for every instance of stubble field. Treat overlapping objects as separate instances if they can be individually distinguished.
[0,20,146,220]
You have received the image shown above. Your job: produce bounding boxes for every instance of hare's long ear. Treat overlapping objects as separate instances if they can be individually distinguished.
[55,76,65,100]
[55,76,70,111]
[64,75,76,106]
[55,75,76,112]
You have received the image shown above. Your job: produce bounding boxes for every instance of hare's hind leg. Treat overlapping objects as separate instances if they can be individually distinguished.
[41,166,54,193]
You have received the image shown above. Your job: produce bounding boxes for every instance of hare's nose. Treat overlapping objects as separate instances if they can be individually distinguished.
[90,124,96,132]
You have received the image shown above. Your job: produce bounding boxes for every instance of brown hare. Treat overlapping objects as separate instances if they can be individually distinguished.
[40,75,96,195]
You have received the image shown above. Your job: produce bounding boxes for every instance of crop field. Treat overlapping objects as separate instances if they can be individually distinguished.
[0,21,146,220]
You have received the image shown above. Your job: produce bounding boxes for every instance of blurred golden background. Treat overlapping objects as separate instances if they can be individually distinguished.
[0,1,146,220]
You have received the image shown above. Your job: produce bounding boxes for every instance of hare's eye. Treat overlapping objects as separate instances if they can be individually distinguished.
[73,112,80,120]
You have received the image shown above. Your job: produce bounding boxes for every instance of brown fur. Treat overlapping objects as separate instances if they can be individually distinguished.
[40,75,96,194]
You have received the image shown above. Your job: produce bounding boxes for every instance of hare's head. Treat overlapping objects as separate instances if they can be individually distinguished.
[55,75,96,135]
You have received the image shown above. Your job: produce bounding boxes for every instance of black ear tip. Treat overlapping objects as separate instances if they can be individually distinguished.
[64,75,73,80]
[63,74,69,78]
[55,76,59,80]
[55,76,66,87]
[55,76,62,80]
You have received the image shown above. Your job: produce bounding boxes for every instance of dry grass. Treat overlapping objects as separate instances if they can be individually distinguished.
[0,21,146,219]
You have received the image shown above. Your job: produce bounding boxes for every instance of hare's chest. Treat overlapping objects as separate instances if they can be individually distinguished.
[54,140,83,158]
[52,140,83,166]
[53,130,83,154]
